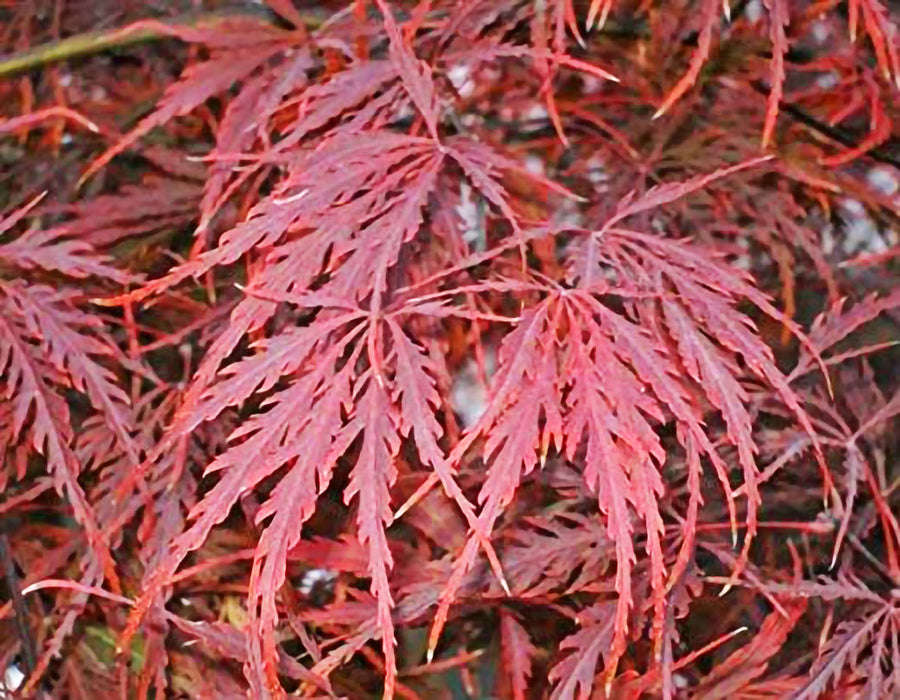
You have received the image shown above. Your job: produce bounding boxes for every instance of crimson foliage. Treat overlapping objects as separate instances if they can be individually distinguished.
[1,1,900,698]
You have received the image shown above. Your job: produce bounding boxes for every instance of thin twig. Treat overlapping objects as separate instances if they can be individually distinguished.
[844,531,900,587]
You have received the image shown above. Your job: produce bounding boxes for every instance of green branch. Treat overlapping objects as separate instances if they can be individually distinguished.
[0,6,320,80]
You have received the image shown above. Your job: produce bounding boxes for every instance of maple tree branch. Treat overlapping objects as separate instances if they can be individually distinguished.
[0,6,322,80]
[0,23,169,79]
[0,529,37,677]
[747,80,900,170]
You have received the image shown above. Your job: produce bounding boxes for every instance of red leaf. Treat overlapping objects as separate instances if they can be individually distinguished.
[376,0,441,141]
[549,603,616,700]
[81,22,294,183]
[343,378,401,698]
[762,0,790,148]
[500,609,536,700]
[653,0,721,118]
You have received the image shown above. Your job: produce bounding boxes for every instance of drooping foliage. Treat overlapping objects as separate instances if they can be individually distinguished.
[1,1,900,698]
